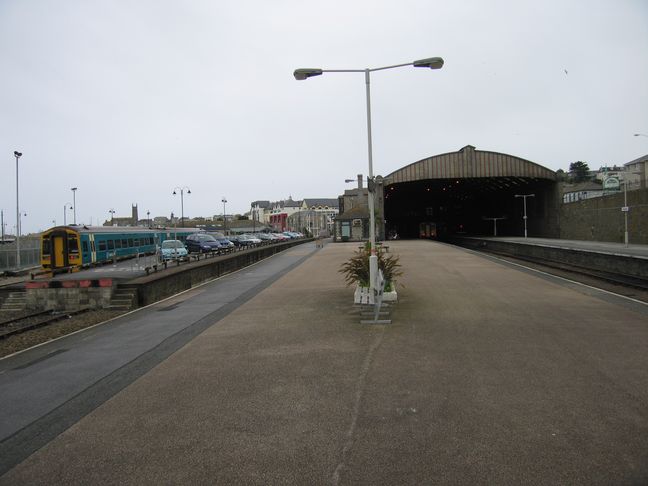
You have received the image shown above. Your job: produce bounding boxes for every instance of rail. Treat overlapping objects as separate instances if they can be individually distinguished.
[0,308,92,340]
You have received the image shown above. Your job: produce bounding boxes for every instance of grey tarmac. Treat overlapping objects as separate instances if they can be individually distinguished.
[1,240,647,485]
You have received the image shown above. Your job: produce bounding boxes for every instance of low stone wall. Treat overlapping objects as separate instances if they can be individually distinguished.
[25,279,114,311]
[22,239,312,311]
[121,239,311,308]
[452,238,648,280]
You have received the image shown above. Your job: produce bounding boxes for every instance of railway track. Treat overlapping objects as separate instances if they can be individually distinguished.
[0,309,92,340]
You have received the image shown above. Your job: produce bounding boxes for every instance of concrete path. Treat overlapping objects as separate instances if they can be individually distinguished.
[1,240,647,485]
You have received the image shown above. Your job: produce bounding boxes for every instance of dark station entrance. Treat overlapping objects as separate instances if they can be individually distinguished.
[384,177,556,239]
[380,146,559,239]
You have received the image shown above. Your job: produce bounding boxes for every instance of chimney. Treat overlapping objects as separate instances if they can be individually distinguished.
[357,174,363,190]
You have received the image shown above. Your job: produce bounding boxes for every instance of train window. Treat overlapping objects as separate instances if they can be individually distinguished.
[115,239,122,249]
[133,238,139,247]
[83,241,88,252]
[68,236,79,254]
[148,236,154,245]
[42,237,51,256]
[107,240,115,250]
[91,241,95,252]
[122,238,128,247]
[128,238,133,247]
[98,240,107,251]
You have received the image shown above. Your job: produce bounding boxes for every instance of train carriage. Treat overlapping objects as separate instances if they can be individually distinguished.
[419,222,438,239]
[40,225,201,271]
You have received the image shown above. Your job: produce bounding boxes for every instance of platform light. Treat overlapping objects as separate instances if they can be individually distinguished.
[71,187,78,224]
[293,56,444,293]
[173,187,191,228]
[514,194,535,238]
[14,151,22,268]
[222,197,227,234]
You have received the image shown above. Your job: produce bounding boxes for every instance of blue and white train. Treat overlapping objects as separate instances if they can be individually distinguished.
[40,225,201,271]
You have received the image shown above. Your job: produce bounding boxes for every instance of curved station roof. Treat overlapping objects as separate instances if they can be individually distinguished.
[381,145,558,238]
[387,145,556,184]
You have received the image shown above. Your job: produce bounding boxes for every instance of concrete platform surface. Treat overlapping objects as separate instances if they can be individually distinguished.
[472,236,648,258]
[1,240,648,485]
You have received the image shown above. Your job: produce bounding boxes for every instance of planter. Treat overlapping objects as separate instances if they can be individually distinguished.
[354,284,398,304]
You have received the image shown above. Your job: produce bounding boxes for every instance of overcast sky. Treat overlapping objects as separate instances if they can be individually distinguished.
[1,0,647,234]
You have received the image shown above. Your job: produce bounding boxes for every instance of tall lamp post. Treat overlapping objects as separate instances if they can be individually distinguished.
[294,56,444,291]
[173,187,191,228]
[514,194,535,238]
[63,203,73,225]
[222,197,227,234]
[109,208,115,225]
[623,171,642,247]
[71,187,78,224]
[623,179,630,247]
[14,151,22,268]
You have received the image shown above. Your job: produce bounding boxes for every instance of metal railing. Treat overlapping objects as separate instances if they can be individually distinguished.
[0,239,40,272]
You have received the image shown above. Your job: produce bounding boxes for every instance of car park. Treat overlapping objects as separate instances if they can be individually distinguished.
[185,233,223,253]
[160,239,188,261]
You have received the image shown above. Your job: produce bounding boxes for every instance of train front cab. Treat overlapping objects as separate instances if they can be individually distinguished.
[41,228,81,271]
[419,222,437,239]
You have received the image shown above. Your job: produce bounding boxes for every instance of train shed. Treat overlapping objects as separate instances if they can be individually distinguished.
[378,145,559,239]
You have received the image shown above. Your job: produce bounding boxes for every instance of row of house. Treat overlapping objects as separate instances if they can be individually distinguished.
[562,154,648,203]
[103,196,341,237]
[251,197,339,235]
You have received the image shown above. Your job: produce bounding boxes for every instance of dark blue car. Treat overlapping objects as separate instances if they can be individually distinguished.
[185,233,222,253]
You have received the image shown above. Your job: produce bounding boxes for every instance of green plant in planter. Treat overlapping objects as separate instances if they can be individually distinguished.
[339,247,402,289]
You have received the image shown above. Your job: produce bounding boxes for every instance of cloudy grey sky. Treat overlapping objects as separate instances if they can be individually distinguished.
[1,0,647,234]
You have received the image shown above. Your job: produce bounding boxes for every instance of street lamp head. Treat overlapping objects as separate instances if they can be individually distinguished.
[187,189,191,194]
[294,68,323,80]
[14,151,22,157]
[71,187,77,191]
[172,190,177,195]
[413,57,444,70]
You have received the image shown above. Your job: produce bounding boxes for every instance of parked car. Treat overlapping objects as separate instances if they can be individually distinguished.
[185,233,223,253]
[255,233,278,243]
[240,234,262,245]
[208,232,235,251]
[160,239,188,261]
[228,235,252,247]
[272,232,290,241]
[227,235,241,246]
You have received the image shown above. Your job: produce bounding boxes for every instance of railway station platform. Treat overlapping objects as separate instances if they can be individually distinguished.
[461,236,648,258]
[1,239,647,484]
[451,236,648,281]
